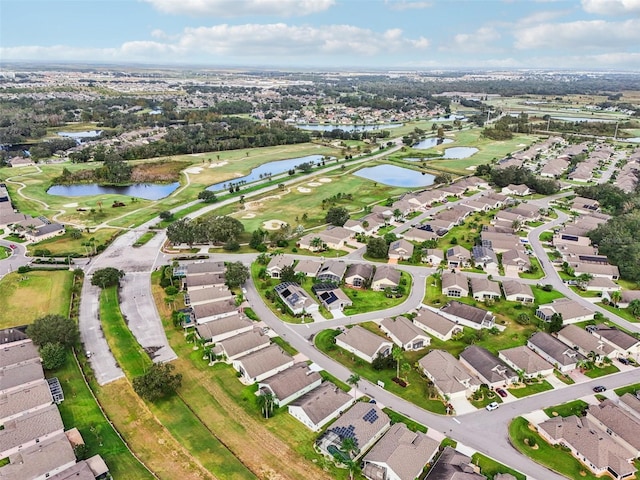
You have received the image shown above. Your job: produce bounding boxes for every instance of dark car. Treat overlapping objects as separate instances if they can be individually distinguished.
[9,244,16,249]
[618,357,631,365]
[593,386,606,393]
[495,388,508,398]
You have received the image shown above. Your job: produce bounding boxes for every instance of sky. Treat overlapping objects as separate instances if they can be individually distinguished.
[2,0,640,70]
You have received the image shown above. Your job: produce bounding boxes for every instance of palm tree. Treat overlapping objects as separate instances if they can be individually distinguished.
[347,373,360,401]
[393,208,403,221]
[341,436,358,460]
[628,299,640,318]
[294,271,307,285]
[400,362,411,382]
[610,290,622,307]
[310,237,323,251]
[256,392,275,419]
[392,346,403,379]
[185,330,197,345]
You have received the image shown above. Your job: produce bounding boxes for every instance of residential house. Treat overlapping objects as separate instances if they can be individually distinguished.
[446,246,471,269]
[498,346,554,379]
[557,325,616,361]
[461,199,491,212]
[527,332,584,372]
[501,184,530,196]
[456,176,490,190]
[274,282,319,315]
[418,350,480,400]
[184,272,226,291]
[422,248,444,266]
[541,157,570,178]
[335,326,393,363]
[212,329,270,362]
[537,415,636,480]
[502,248,531,277]
[0,338,40,369]
[618,290,640,309]
[0,362,46,394]
[294,259,322,278]
[571,262,620,280]
[619,393,640,420]
[0,379,52,425]
[502,280,535,303]
[312,284,353,311]
[232,344,294,383]
[192,299,238,324]
[471,246,499,273]
[316,260,348,284]
[481,231,522,253]
[586,400,640,458]
[388,239,414,261]
[288,382,353,432]
[0,404,64,458]
[196,314,254,343]
[424,446,486,480]
[441,272,469,298]
[469,277,501,301]
[379,316,430,351]
[508,203,542,221]
[571,197,600,214]
[439,301,495,330]
[413,308,462,342]
[403,227,439,243]
[26,223,65,242]
[317,403,390,460]
[257,363,322,407]
[185,286,233,306]
[362,423,439,480]
[371,265,401,292]
[266,255,294,279]
[536,298,594,324]
[344,263,374,289]
[0,433,77,480]
[585,277,620,293]
[298,226,352,252]
[459,345,517,387]
[588,324,640,358]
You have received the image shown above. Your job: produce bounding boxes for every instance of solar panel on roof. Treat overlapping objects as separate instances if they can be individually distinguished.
[363,408,378,424]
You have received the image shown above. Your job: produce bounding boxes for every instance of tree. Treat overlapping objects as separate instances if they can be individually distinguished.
[516,313,530,325]
[39,342,67,370]
[225,261,249,288]
[610,290,622,307]
[197,190,218,203]
[132,363,182,402]
[91,267,125,288]
[347,373,360,400]
[325,206,350,227]
[341,436,358,461]
[256,392,276,419]
[392,345,403,379]
[69,228,83,240]
[366,237,388,259]
[27,315,79,347]
[392,208,403,221]
[628,299,640,318]
[310,237,325,251]
[159,210,174,221]
[279,264,297,283]
[548,312,563,333]
[249,229,266,249]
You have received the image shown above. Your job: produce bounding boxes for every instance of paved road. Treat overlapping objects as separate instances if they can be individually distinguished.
[0,239,30,279]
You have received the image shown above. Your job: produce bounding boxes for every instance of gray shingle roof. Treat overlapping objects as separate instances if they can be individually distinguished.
[214,329,269,358]
[528,332,585,367]
[259,363,321,401]
[498,346,553,375]
[418,350,480,395]
[235,344,293,379]
[591,324,640,351]
[289,382,352,425]
[0,339,39,369]
[186,262,225,275]
[336,326,392,358]
[380,316,427,345]
[192,299,237,321]
[0,404,63,455]
[0,379,52,421]
[460,345,516,384]
[441,301,494,326]
[0,362,45,393]
[327,402,390,450]
[0,433,76,480]
[588,400,640,451]
[413,309,458,337]
[195,314,252,340]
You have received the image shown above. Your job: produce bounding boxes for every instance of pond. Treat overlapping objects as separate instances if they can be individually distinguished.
[443,147,479,159]
[623,137,640,143]
[206,154,327,191]
[551,116,617,123]
[431,115,466,122]
[413,138,453,149]
[47,182,180,200]
[295,123,403,132]
[57,130,103,143]
[353,164,435,188]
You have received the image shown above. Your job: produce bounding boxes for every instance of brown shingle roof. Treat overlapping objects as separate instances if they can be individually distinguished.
[380,316,427,345]
[0,339,39,369]
[336,326,392,358]
[0,433,76,480]
[0,379,52,421]
[259,363,321,402]
[0,362,45,393]
[0,404,63,455]
[235,344,293,380]
[289,382,352,425]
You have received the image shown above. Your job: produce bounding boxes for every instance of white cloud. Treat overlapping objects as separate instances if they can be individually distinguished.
[517,9,571,25]
[581,0,640,15]
[384,0,433,10]
[0,23,429,63]
[515,18,640,49]
[142,0,335,17]
[446,27,501,53]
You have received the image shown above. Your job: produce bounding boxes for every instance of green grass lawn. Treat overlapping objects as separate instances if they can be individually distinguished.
[51,352,154,480]
[315,329,448,414]
[4,234,26,243]
[543,400,589,418]
[271,336,299,356]
[584,363,619,378]
[133,231,157,247]
[554,369,575,385]
[519,257,544,280]
[27,228,121,257]
[0,246,9,260]
[471,452,526,480]
[598,303,639,323]
[343,272,412,315]
[382,408,428,433]
[98,285,256,480]
[614,382,640,397]
[509,417,601,480]
[469,385,502,409]
[507,380,554,398]
[0,270,74,328]
[532,286,565,304]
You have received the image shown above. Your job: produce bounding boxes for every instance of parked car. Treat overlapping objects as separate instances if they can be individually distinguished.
[9,244,16,249]
[495,388,508,398]
[593,386,606,393]
[618,357,631,365]
[486,402,499,411]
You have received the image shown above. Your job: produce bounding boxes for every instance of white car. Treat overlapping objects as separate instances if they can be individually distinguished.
[486,402,499,411]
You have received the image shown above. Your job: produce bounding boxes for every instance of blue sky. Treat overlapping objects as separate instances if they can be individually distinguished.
[2,0,640,69]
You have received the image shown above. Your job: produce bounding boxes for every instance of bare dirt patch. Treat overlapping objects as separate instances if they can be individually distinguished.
[318,178,332,183]
[307,182,322,187]
[63,202,79,208]
[297,187,312,193]
[208,162,229,168]
[262,219,288,231]
[185,167,203,174]
[241,213,256,219]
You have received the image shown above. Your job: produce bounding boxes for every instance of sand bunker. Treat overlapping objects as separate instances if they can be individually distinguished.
[63,202,78,208]
[185,167,202,174]
[297,187,312,193]
[465,166,476,171]
[262,219,288,231]
[242,213,256,219]
[190,153,203,157]
[209,161,228,168]
[319,178,332,183]
[307,182,322,187]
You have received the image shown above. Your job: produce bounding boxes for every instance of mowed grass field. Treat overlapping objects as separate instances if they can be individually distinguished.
[0,270,73,327]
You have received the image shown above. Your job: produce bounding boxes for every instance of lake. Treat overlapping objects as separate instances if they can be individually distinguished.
[623,137,640,143]
[431,115,466,122]
[57,130,103,143]
[551,116,617,123]
[47,182,180,200]
[206,154,326,191]
[295,123,403,132]
[443,147,478,159]
[353,164,435,188]
[413,138,453,149]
